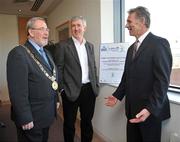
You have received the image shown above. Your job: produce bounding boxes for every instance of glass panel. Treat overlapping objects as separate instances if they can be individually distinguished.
[125,0,180,88]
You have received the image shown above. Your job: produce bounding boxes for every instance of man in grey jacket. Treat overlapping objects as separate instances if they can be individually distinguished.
[54,16,99,142]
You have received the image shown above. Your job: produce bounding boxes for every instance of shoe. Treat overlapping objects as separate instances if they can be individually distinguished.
[0,122,5,128]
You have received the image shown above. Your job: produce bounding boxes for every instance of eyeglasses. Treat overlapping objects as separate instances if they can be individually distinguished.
[31,27,50,32]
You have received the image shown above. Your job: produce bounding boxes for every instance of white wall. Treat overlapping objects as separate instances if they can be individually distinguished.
[47,1,180,142]
[0,14,18,101]
[161,101,180,142]
[0,1,180,142]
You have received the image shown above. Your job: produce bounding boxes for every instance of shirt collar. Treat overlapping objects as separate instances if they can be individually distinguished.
[72,36,86,46]
[28,39,43,53]
[138,30,150,44]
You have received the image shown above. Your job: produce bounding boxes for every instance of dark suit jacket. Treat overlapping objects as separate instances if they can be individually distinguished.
[7,41,58,129]
[113,32,172,121]
[54,37,99,102]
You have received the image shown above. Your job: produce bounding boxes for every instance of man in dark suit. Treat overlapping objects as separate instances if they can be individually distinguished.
[54,16,99,142]
[7,17,59,142]
[105,6,172,142]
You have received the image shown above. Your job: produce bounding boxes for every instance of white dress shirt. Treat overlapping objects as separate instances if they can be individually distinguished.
[72,36,90,84]
[136,30,150,50]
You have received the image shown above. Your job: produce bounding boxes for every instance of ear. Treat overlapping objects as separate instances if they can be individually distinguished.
[28,29,35,37]
[142,17,146,25]
[84,25,87,32]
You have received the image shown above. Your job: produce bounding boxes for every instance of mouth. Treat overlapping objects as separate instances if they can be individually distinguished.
[74,31,79,34]
[43,37,48,40]
[128,27,132,31]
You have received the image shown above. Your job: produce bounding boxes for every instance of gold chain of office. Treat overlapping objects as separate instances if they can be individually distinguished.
[21,45,58,91]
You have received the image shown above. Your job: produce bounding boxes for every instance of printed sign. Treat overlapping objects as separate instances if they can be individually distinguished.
[99,43,129,87]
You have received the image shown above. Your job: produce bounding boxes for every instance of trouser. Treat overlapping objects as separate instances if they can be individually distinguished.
[62,83,96,142]
[16,126,49,142]
[127,115,161,142]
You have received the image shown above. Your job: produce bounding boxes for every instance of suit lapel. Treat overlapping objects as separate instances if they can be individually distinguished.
[45,50,54,70]
[133,33,152,61]
[68,38,81,65]
[24,41,52,72]
[67,38,93,67]
[46,50,58,80]
[85,42,93,67]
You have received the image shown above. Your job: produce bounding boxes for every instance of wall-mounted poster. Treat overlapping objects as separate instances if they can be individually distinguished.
[99,43,129,87]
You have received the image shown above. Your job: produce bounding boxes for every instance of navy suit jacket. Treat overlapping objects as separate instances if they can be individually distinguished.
[113,32,172,121]
[7,41,58,129]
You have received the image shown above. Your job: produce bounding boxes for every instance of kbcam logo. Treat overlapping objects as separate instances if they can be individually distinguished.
[101,45,108,51]
[109,46,120,52]
[101,45,124,52]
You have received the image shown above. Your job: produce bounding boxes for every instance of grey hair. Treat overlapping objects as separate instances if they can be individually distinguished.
[71,16,87,27]
[26,17,46,31]
[128,6,150,28]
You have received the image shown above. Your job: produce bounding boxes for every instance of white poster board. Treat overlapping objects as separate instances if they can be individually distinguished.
[99,43,129,87]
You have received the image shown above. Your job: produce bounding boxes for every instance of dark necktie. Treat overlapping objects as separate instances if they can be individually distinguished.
[39,48,51,68]
[132,40,139,59]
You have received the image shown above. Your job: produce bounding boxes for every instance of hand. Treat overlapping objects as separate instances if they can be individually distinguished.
[60,89,64,95]
[104,96,118,107]
[22,121,34,130]
[129,108,150,123]
[56,102,60,109]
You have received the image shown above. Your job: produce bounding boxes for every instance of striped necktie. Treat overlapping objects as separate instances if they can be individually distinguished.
[39,48,51,68]
[132,40,139,59]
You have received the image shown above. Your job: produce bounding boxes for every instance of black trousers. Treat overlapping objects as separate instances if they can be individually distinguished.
[16,126,49,142]
[127,115,162,142]
[62,83,96,142]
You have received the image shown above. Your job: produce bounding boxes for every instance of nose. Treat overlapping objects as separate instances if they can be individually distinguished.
[74,25,78,30]
[44,31,49,36]
[125,23,128,28]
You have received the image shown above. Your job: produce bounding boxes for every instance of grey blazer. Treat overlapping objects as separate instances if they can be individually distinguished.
[54,38,99,102]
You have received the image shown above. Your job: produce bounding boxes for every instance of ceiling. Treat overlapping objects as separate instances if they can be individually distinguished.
[0,0,63,17]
